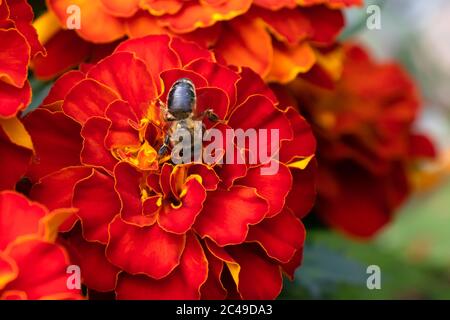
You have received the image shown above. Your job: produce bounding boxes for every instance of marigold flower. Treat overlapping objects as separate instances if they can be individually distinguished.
[24,35,316,299]
[0,0,43,191]
[33,0,361,83]
[280,44,436,238]
[0,0,44,118]
[0,190,82,300]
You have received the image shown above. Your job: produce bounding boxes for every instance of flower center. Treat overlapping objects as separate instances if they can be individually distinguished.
[113,141,159,171]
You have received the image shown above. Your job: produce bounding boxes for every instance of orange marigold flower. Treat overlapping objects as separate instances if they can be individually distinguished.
[24,35,316,299]
[34,0,361,83]
[0,190,82,300]
[277,43,436,238]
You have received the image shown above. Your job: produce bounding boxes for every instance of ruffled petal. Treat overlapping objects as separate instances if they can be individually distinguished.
[194,186,268,246]
[48,0,126,43]
[106,215,185,278]
[87,51,157,119]
[159,0,252,33]
[158,176,206,234]
[0,191,46,250]
[214,16,272,80]
[0,126,32,190]
[116,232,207,300]
[62,79,119,124]
[42,70,85,110]
[32,30,90,80]
[246,208,305,263]
[4,239,81,299]
[115,35,181,93]
[63,232,120,292]
[0,28,29,88]
[186,58,240,107]
[73,170,121,243]
[227,244,282,300]
[23,109,83,180]
[0,80,31,118]
[235,161,292,217]
[80,116,116,172]
[30,166,93,231]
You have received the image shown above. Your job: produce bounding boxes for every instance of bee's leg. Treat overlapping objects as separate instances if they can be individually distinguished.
[196,109,219,122]
[158,134,170,157]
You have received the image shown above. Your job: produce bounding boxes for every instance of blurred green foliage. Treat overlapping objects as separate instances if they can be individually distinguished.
[281,178,450,300]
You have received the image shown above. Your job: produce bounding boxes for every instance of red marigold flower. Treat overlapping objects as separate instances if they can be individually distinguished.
[0,0,44,118]
[24,35,316,299]
[279,43,436,238]
[0,190,82,300]
[0,0,44,190]
[33,0,361,83]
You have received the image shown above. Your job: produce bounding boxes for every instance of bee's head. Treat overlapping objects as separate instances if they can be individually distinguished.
[167,78,196,117]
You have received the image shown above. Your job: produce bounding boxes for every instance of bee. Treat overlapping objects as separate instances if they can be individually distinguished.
[158,78,219,162]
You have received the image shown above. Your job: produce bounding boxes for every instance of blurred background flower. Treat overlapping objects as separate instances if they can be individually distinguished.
[281,0,450,299]
[0,191,82,300]
[30,0,361,84]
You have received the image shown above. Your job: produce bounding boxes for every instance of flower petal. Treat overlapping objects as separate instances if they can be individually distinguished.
[228,244,283,300]
[63,231,120,292]
[106,215,185,279]
[73,170,121,243]
[115,35,181,93]
[214,16,272,79]
[228,94,292,144]
[87,51,157,119]
[199,247,227,299]
[0,191,46,250]
[235,67,277,108]
[32,30,90,80]
[159,0,252,33]
[104,100,140,149]
[279,107,316,163]
[4,239,81,299]
[0,126,32,191]
[48,0,126,43]
[170,36,214,66]
[246,208,305,263]
[186,58,240,107]
[42,70,85,111]
[0,252,17,290]
[286,162,317,219]
[188,163,220,191]
[62,79,119,124]
[0,80,31,118]
[194,186,268,246]
[80,116,116,172]
[266,41,316,84]
[100,0,139,17]
[23,109,83,180]
[235,161,292,217]
[30,166,93,231]
[0,28,29,88]
[158,176,206,234]
[116,232,207,300]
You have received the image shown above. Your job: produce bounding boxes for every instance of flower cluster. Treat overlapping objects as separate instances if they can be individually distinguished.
[282,44,436,238]
[24,35,316,299]
[0,0,439,300]
[0,191,82,300]
[34,0,362,83]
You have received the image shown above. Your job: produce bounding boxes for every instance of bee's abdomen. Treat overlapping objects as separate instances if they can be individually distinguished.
[167,78,196,115]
